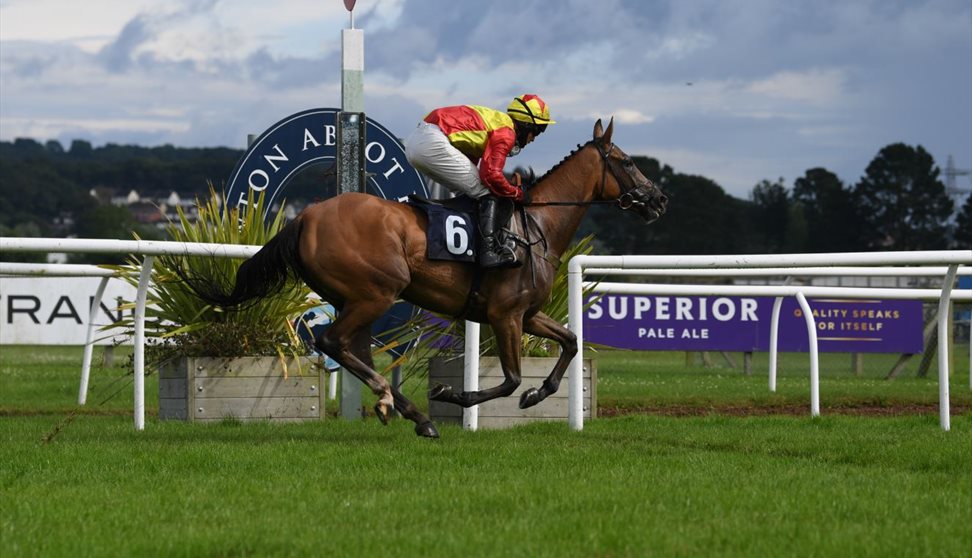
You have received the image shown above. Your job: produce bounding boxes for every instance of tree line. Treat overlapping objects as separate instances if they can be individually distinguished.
[577,143,970,253]
[1,137,969,260]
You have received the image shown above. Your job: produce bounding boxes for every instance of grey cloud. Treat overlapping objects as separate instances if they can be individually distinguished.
[355,0,972,87]
[243,49,332,89]
[358,0,648,80]
[97,14,152,72]
[1,41,84,79]
[95,0,223,73]
[2,0,967,200]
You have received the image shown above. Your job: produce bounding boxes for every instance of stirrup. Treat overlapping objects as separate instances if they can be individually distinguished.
[480,244,520,269]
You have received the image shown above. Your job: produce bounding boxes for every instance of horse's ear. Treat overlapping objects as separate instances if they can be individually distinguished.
[593,119,604,140]
[603,117,615,146]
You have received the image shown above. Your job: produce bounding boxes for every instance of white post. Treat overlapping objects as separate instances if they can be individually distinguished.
[328,370,338,400]
[937,265,958,431]
[338,11,365,421]
[462,321,480,431]
[769,296,783,392]
[79,276,110,405]
[768,277,793,393]
[341,28,364,113]
[795,292,820,417]
[567,258,585,430]
[133,256,154,431]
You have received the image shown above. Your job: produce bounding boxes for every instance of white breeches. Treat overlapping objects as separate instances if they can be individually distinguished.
[405,122,490,199]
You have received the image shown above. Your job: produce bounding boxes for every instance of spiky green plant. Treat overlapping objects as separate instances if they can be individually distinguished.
[109,187,315,364]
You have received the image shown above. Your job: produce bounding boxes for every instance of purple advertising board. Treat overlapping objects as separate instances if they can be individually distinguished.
[584,295,923,354]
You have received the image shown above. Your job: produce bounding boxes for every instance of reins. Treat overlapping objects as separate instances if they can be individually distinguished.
[521,142,644,210]
[524,200,618,206]
[505,137,659,283]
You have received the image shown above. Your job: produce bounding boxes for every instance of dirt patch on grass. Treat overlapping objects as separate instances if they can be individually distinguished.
[0,408,137,417]
[599,403,972,418]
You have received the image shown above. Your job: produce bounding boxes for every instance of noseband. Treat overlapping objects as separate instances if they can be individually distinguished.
[594,143,656,212]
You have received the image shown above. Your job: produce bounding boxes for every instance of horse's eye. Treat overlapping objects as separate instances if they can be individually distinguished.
[623,159,635,168]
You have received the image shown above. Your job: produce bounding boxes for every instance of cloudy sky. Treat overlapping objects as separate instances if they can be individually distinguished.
[1,0,970,198]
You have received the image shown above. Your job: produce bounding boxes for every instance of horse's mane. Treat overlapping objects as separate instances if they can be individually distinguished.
[532,140,595,185]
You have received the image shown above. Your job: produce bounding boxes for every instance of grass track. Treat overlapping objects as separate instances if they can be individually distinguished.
[2,415,969,557]
[2,346,970,556]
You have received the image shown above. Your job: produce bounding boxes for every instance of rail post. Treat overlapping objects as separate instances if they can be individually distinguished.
[937,265,958,431]
[463,321,480,431]
[133,256,155,431]
[79,276,110,405]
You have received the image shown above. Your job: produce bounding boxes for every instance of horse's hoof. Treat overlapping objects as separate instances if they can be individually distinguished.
[373,403,390,426]
[429,383,453,402]
[415,422,440,439]
[519,388,542,409]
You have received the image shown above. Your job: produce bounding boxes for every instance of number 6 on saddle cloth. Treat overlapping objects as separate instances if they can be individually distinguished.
[407,195,489,264]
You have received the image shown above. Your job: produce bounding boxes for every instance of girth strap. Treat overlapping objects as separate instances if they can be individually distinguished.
[455,266,484,322]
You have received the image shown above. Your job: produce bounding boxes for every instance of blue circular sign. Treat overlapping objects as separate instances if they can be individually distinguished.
[225,107,427,207]
[226,108,427,357]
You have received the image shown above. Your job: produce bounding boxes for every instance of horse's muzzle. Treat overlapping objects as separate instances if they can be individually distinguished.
[625,181,668,223]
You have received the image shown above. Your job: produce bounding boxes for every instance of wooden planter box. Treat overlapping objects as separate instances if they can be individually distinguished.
[428,356,596,429]
[159,356,324,422]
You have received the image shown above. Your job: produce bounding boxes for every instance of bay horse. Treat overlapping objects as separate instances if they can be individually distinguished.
[187,118,668,437]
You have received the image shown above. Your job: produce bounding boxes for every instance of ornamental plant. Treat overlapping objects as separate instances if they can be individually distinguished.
[109,187,316,365]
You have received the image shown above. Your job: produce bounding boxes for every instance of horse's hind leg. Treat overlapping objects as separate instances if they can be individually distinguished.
[316,301,394,417]
[317,300,439,438]
[347,328,438,438]
[344,329,396,424]
[392,390,438,438]
[516,311,578,409]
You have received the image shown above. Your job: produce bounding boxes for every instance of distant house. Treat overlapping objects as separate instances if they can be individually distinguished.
[110,189,141,207]
[128,201,165,225]
[98,188,302,230]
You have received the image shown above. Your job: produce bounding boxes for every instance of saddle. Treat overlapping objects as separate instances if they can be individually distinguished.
[407,193,478,215]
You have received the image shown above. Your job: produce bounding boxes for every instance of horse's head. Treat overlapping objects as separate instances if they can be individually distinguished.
[591,118,668,223]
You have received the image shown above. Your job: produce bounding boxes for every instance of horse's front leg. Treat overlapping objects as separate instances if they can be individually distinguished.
[429,314,524,407]
[517,311,578,409]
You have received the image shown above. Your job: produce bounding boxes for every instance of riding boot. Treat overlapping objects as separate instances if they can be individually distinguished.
[477,195,519,269]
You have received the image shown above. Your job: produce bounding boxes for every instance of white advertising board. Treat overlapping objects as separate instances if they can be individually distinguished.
[0,276,136,345]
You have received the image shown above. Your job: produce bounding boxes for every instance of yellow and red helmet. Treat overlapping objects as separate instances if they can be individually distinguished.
[507,94,556,126]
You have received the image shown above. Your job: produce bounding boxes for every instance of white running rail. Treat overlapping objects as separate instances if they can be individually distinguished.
[567,251,972,432]
[1,237,261,430]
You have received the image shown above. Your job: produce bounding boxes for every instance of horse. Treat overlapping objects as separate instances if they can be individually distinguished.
[186,118,668,437]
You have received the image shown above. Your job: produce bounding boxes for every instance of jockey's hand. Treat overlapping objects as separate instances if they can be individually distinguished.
[488,174,524,201]
[511,172,529,204]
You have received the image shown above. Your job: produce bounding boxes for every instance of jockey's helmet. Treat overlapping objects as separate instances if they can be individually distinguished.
[507,94,556,129]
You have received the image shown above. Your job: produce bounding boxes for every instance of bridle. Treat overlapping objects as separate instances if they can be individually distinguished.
[595,142,657,212]
[524,141,658,214]
[514,141,663,277]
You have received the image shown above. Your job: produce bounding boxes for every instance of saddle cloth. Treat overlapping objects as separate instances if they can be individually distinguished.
[406,195,479,263]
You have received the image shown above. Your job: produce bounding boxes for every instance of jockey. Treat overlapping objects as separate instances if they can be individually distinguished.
[405,94,555,268]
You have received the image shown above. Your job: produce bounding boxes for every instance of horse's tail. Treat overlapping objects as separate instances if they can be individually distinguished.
[180,217,305,308]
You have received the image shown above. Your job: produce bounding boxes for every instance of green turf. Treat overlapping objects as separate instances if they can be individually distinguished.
[2,415,969,557]
[1,345,970,557]
[594,347,972,411]
[3,345,969,415]
[0,346,149,414]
